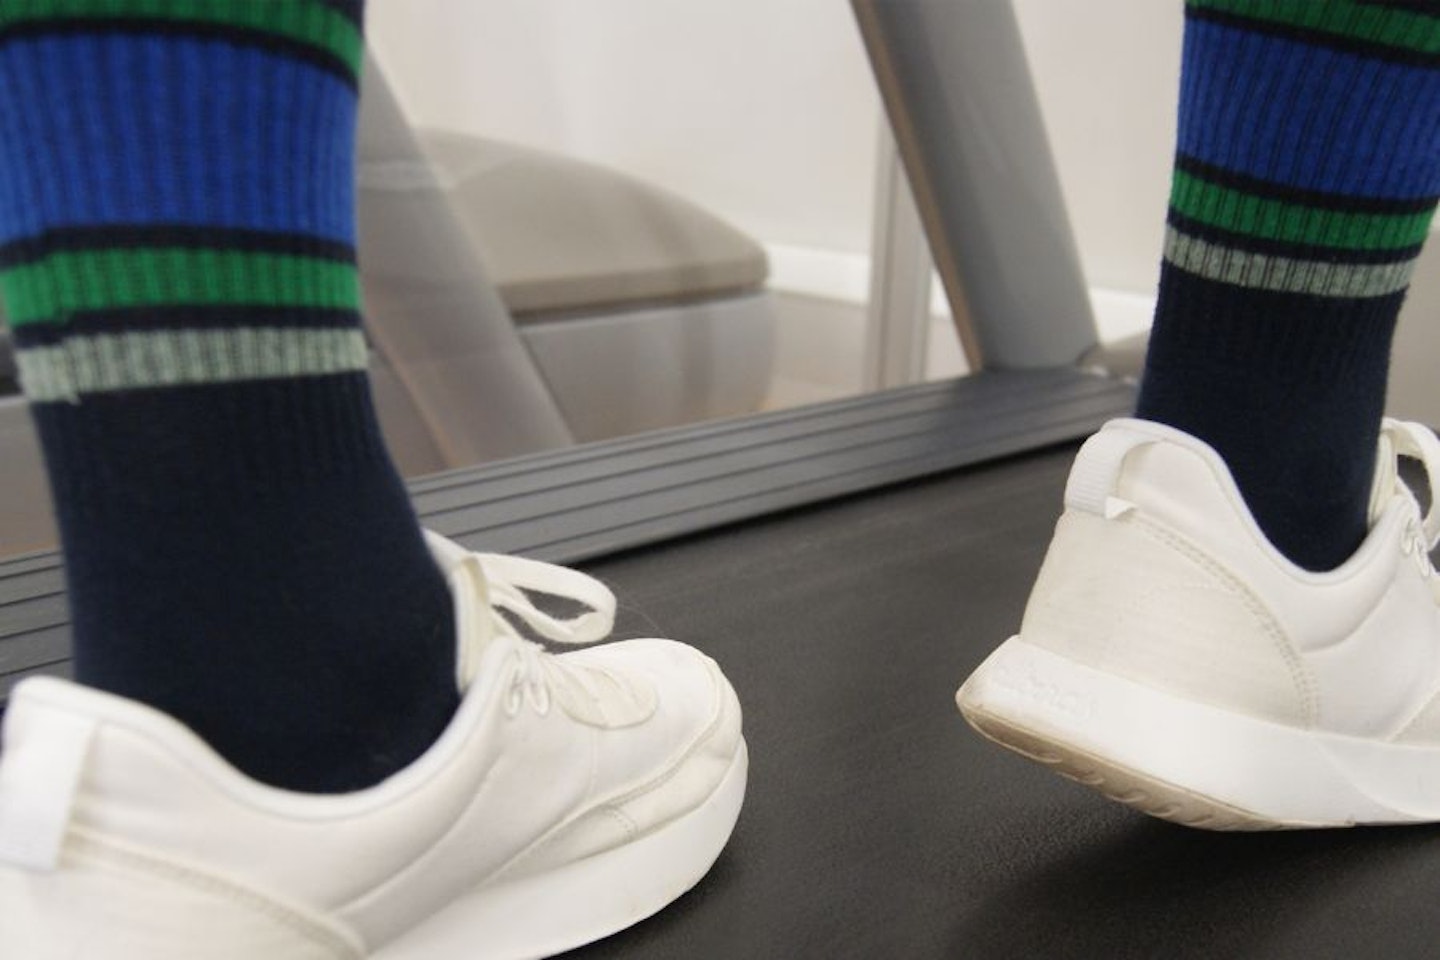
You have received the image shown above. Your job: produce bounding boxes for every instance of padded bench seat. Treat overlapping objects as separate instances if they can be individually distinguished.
[416,131,775,442]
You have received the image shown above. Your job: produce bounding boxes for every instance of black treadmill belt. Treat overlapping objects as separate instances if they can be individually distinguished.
[4,433,1438,956]
[565,445,1440,960]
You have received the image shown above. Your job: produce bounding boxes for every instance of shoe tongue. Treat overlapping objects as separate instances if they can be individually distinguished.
[1368,430,1399,526]
[452,570,512,692]
[424,532,502,690]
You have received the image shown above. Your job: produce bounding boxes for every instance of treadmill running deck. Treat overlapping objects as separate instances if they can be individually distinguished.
[4,372,1416,958]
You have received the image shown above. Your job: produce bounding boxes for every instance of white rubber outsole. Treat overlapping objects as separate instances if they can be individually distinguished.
[372,739,748,960]
[957,639,1440,830]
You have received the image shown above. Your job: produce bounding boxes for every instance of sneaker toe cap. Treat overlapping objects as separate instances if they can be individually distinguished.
[571,638,743,824]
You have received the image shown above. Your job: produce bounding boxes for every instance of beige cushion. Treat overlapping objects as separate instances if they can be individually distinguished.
[418,131,767,319]
[0,398,54,556]
[0,327,15,393]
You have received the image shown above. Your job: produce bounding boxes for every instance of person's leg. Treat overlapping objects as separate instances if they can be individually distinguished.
[0,0,457,792]
[0,4,746,954]
[1137,0,1440,572]
[958,1,1440,828]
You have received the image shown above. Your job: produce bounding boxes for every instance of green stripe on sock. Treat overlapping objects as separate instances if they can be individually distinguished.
[1164,226,1417,297]
[1189,0,1440,55]
[1170,169,1436,252]
[17,326,369,402]
[1,249,360,326]
[0,0,362,75]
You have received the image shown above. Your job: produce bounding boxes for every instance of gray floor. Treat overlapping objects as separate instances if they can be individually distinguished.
[566,444,1440,960]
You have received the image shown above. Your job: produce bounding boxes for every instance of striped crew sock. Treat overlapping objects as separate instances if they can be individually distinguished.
[0,0,458,792]
[1137,0,1440,571]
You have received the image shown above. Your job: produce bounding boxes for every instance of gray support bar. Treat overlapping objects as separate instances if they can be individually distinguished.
[852,0,1098,369]
[864,126,935,390]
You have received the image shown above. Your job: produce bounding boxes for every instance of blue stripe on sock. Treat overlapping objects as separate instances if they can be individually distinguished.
[1177,19,1440,199]
[0,33,356,245]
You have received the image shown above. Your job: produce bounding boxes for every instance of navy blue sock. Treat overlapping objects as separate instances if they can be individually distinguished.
[1138,0,1440,571]
[0,0,458,791]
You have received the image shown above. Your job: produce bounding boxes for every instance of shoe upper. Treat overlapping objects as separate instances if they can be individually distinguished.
[1020,417,1440,743]
[0,533,742,955]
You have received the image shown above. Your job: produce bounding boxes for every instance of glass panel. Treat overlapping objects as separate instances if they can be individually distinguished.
[365,0,963,443]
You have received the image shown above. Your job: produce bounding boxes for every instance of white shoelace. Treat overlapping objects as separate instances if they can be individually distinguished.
[1383,419,1440,568]
[450,551,618,716]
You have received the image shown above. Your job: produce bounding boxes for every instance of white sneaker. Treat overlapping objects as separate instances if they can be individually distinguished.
[957,417,1440,830]
[0,532,747,959]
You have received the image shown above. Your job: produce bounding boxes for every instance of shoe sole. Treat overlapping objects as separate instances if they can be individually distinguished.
[958,639,1440,830]
[372,738,748,960]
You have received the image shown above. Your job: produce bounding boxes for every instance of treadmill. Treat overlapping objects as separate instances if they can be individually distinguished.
[8,4,1408,958]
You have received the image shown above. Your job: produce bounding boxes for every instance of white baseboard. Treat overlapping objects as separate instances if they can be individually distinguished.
[764,243,1155,346]
[1087,287,1156,344]
[765,243,871,303]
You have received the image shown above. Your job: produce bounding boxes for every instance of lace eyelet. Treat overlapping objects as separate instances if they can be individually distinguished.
[503,652,555,717]
[503,680,553,717]
[530,681,553,716]
[1400,519,1436,577]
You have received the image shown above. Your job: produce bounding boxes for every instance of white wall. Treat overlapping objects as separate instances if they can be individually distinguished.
[368,0,881,256]
[1013,2,1183,299]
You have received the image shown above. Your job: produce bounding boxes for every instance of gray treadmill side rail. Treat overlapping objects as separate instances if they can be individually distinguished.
[0,369,1133,709]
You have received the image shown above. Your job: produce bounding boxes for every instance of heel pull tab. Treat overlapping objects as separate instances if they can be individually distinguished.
[0,702,95,871]
[1064,424,1155,516]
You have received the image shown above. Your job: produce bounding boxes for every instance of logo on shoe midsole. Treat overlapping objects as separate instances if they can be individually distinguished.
[990,660,1096,721]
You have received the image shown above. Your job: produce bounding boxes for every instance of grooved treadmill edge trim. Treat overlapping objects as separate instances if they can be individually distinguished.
[0,368,1135,708]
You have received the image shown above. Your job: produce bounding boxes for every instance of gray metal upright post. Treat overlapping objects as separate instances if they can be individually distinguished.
[852,0,1099,370]
[864,127,936,390]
